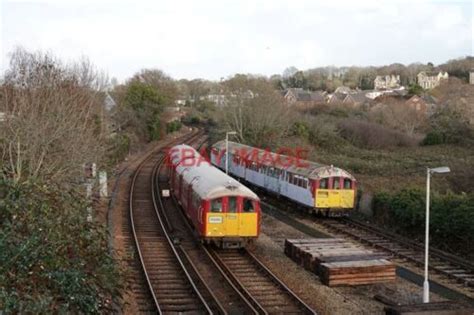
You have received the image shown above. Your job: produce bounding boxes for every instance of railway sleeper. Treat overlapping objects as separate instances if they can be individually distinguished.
[252,290,288,301]
[153,283,191,290]
[160,304,203,312]
[159,298,200,304]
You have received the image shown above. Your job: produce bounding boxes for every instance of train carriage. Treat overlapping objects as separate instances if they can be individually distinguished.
[210,141,356,216]
[167,144,260,248]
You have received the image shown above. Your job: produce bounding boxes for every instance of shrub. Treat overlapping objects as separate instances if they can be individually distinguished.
[166,120,182,133]
[291,121,310,139]
[0,178,121,313]
[338,120,419,149]
[422,131,444,145]
[425,107,474,145]
[373,189,474,257]
[107,133,130,165]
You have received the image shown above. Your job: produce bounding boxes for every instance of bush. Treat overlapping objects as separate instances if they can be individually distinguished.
[107,133,130,165]
[291,121,310,139]
[425,107,474,145]
[338,120,419,149]
[422,131,444,145]
[408,84,423,96]
[373,189,474,257]
[166,120,182,133]
[0,178,121,313]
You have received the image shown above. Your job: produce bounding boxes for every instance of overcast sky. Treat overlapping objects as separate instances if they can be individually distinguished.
[0,0,472,81]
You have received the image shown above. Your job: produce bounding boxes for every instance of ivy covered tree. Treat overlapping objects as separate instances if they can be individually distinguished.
[124,81,165,140]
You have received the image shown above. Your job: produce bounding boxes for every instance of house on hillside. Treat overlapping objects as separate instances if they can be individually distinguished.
[175,99,187,106]
[203,94,227,107]
[470,70,474,85]
[327,92,346,104]
[369,88,407,100]
[334,86,352,94]
[417,71,449,89]
[405,95,428,114]
[374,75,401,90]
[282,88,326,105]
[342,91,371,107]
[104,92,117,111]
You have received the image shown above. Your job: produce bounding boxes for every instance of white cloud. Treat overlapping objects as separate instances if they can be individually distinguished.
[1,0,472,80]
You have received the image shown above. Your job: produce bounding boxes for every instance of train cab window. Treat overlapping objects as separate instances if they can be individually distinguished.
[333,178,341,190]
[211,198,222,213]
[243,199,255,213]
[344,178,352,189]
[228,197,237,213]
[319,178,328,189]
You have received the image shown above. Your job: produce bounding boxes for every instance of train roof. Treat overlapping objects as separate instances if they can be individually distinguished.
[170,145,259,200]
[211,141,355,181]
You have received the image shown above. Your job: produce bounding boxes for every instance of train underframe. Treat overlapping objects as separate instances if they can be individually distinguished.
[203,237,255,249]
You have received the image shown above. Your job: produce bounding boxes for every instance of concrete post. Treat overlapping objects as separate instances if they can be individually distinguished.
[99,171,108,198]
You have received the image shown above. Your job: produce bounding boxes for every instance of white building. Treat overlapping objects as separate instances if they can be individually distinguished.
[417,71,449,89]
[374,75,401,90]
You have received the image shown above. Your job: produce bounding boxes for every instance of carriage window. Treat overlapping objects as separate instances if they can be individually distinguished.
[319,178,328,189]
[243,199,255,213]
[344,178,352,189]
[228,197,237,213]
[211,198,222,213]
[333,178,341,189]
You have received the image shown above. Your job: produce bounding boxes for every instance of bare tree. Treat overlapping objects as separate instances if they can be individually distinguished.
[214,75,292,148]
[369,99,427,135]
[0,47,108,184]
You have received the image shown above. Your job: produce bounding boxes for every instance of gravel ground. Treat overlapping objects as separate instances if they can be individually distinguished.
[250,212,446,315]
[283,211,474,301]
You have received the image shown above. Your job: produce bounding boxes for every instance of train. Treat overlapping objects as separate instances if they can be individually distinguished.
[210,141,357,216]
[167,144,261,248]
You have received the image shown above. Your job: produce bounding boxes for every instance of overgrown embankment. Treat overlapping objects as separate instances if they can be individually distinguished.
[373,189,474,259]
[0,178,121,313]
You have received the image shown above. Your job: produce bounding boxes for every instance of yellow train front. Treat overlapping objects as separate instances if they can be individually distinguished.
[210,141,356,216]
[168,144,261,248]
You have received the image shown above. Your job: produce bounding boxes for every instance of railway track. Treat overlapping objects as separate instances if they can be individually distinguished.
[319,217,474,292]
[129,131,215,314]
[207,247,315,314]
[154,138,316,314]
[155,136,259,314]
[260,196,474,300]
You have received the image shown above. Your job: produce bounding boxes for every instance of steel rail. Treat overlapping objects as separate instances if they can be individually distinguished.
[208,248,317,315]
[129,130,207,314]
[150,149,213,314]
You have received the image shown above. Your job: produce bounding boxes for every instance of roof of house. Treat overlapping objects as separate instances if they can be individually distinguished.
[330,92,347,101]
[284,88,325,102]
[344,91,370,104]
[104,92,116,111]
[418,71,448,77]
[422,94,438,104]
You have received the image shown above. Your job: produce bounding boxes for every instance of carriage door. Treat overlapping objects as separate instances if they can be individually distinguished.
[225,197,239,236]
